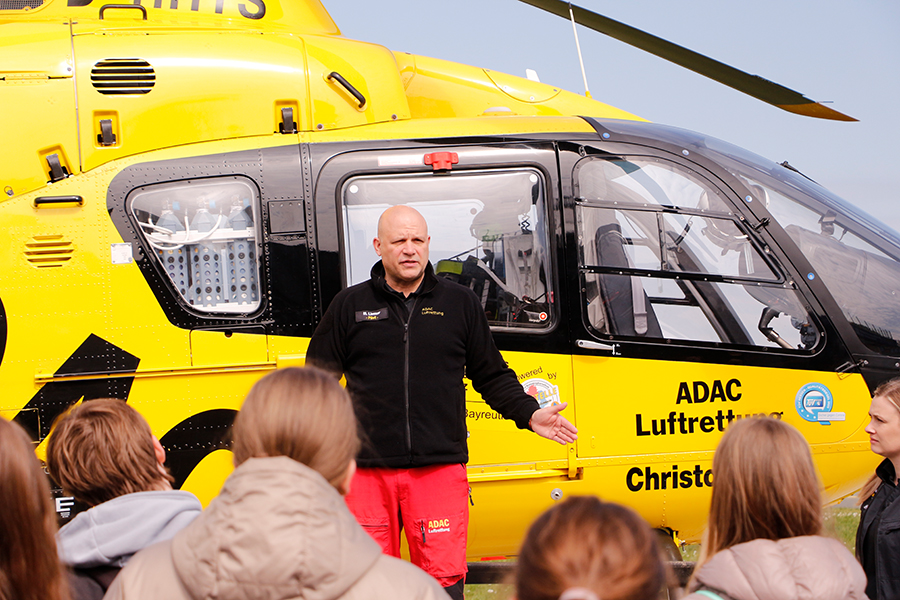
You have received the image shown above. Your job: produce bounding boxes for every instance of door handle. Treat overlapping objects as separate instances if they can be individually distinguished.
[576,339,618,354]
[99,3,148,19]
[327,71,366,109]
[33,195,84,208]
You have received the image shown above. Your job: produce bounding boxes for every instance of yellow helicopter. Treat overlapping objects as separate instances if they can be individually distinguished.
[1,0,896,563]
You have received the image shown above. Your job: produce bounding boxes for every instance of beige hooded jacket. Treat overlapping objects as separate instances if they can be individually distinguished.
[683,536,868,600]
[103,456,449,600]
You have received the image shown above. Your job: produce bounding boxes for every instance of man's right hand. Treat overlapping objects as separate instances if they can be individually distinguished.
[530,402,578,445]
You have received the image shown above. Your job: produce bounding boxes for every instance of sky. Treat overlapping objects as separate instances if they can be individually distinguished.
[325,0,900,233]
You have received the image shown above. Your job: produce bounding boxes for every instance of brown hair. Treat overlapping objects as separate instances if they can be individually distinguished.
[46,399,172,507]
[699,417,822,567]
[858,377,900,504]
[515,496,666,600]
[0,418,70,600]
[232,366,360,491]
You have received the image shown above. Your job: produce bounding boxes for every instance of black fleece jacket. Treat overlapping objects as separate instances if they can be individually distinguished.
[307,261,540,468]
[857,458,900,600]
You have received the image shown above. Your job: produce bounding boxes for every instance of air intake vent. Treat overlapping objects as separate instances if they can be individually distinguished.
[91,59,156,95]
[25,235,74,268]
[0,0,44,10]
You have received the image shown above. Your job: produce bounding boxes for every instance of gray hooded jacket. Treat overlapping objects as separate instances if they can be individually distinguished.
[58,490,202,568]
[683,536,868,600]
[103,456,450,600]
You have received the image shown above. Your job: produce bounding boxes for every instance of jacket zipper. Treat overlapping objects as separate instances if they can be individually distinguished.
[420,521,426,545]
[403,298,418,460]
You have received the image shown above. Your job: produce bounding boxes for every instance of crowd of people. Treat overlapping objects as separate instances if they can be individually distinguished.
[1,370,897,600]
[2,207,898,600]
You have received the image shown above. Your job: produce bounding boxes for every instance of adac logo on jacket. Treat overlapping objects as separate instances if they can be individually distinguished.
[421,306,444,317]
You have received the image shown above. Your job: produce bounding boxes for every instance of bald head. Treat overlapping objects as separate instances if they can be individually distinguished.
[374,205,430,296]
[377,205,428,240]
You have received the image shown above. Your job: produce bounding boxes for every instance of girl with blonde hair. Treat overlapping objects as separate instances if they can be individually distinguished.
[857,377,900,600]
[105,366,449,600]
[514,495,667,600]
[684,417,867,600]
[0,418,70,600]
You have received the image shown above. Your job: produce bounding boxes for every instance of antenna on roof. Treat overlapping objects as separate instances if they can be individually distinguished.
[568,2,592,98]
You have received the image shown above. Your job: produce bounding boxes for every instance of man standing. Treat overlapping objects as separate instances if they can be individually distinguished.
[307,205,577,599]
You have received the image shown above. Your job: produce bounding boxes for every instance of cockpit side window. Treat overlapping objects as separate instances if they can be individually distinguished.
[129,177,262,313]
[753,181,900,356]
[576,157,821,351]
[341,169,553,329]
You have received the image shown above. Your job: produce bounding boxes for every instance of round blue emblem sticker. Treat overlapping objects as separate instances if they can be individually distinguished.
[795,383,834,425]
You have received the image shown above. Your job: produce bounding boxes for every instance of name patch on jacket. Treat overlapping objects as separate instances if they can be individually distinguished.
[356,308,388,322]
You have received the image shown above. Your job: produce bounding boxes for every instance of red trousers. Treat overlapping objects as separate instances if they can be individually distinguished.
[344,464,468,587]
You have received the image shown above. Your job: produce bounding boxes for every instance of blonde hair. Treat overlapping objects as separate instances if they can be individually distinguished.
[858,377,900,504]
[515,496,667,600]
[232,366,360,491]
[0,418,70,600]
[699,417,821,567]
[46,399,171,507]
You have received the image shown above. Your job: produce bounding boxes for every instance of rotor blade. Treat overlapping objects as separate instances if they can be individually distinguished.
[517,0,857,121]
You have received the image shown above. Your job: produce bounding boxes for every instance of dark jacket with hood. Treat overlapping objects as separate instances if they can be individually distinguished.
[857,458,900,600]
[57,489,201,600]
[306,261,540,468]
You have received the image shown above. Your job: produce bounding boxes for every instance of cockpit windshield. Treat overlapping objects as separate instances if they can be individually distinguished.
[598,119,900,356]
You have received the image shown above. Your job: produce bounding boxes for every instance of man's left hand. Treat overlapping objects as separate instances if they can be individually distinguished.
[530,402,578,445]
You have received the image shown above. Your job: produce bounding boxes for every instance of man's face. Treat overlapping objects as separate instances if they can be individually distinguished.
[374,207,430,292]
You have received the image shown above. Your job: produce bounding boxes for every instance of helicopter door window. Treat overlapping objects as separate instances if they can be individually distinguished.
[580,207,660,271]
[341,169,552,329]
[580,271,820,350]
[578,206,778,281]
[576,162,821,351]
[660,212,777,280]
[129,177,261,313]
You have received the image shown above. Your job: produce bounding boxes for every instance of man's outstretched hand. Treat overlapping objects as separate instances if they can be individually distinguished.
[530,402,578,445]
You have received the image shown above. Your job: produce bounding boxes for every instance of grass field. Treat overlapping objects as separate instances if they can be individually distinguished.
[825,506,860,555]
[463,507,861,599]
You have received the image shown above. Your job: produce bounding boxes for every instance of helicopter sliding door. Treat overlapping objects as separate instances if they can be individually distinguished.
[312,141,574,557]
[560,141,870,537]
[311,142,573,472]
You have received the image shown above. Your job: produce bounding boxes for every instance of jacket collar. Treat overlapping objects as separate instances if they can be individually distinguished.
[369,260,438,296]
[877,458,898,486]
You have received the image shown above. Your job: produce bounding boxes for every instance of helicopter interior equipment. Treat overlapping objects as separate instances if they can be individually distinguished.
[1,0,895,560]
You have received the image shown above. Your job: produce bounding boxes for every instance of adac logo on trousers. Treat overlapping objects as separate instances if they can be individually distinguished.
[427,518,451,533]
